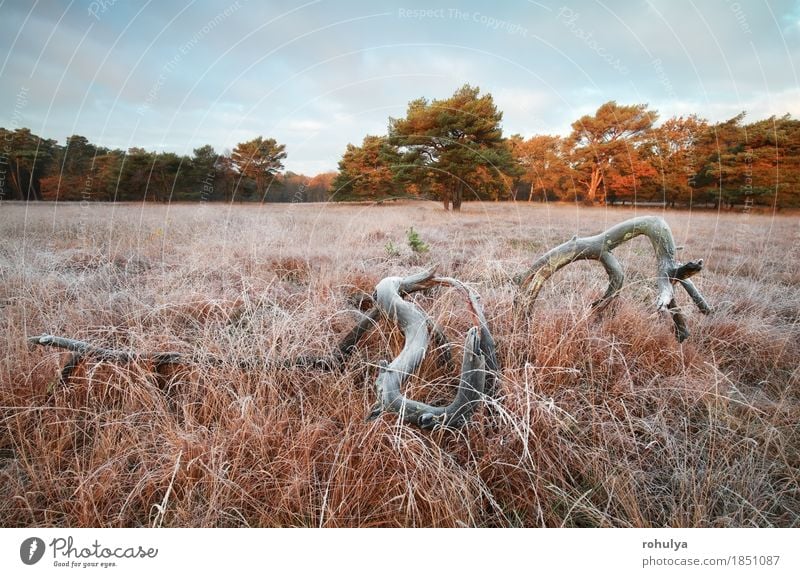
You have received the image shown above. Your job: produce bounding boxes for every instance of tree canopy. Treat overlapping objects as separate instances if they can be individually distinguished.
[389,84,517,210]
[231,137,287,201]
[509,134,570,202]
[331,135,400,200]
[567,101,658,205]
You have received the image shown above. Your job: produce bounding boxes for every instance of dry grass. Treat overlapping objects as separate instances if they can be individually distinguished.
[1,200,798,527]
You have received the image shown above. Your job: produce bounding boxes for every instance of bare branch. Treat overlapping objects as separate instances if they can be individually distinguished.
[367,269,496,429]
[30,305,387,375]
[28,334,160,363]
[516,216,711,341]
[431,276,499,395]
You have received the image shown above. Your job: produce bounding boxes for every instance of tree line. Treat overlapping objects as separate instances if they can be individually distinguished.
[334,85,800,210]
[2,84,799,209]
[0,129,333,204]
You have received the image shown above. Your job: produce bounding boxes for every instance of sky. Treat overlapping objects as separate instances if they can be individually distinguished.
[1,0,799,175]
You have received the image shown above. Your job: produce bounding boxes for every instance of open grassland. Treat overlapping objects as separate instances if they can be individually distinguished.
[1,201,799,527]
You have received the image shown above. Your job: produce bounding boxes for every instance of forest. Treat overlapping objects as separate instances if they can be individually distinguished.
[2,85,799,209]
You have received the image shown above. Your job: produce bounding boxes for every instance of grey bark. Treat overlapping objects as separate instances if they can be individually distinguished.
[516,215,711,341]
[366,268,497,429]
[27,334,183,364]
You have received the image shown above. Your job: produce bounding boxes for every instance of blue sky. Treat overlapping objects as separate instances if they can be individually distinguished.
[2,0,799,174]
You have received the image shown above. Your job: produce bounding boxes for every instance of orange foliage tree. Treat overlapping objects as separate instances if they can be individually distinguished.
[567,101,658,205]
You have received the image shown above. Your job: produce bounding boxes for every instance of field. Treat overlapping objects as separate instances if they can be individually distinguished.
[1,201,798,527]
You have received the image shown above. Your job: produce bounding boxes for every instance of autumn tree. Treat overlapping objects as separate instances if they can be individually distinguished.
[645,115,709,207]
[332,135,401,200]
[272,171,336,203]
[231,137,287,201]
[688,112,747,208]
[509,134,570,201]
[677,112,799,209]
[604,154,659,205]
[38,135,124,202]
[567,101,657,205]
[92,150,125,201]
[722,115,800,209]
[307,171,336,202]
[41,135,90,200]
[757,115,800,209]
[280,171,309,202]
[4,106,798,209]
[389,84,516,210]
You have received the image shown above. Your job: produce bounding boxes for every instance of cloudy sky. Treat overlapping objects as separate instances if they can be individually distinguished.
[2,0,799,174]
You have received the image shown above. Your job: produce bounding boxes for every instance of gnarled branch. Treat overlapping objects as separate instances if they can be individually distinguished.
[366,268,497,429]
[516,216,711,341]
[27,334,186,364]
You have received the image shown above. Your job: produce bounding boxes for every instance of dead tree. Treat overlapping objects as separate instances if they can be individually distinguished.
[28,270,498,430]
[26,334,190,385]
[365,268,498,429]
[516,215,711,341]
[28,301,394,381]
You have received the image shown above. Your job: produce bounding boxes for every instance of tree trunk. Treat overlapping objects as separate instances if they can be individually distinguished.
[528,181,535,202]
[11,160,24,200]
[28,276,490,429]
[586,166,603,204]
[442,188,451,210]
[452,180,463,211]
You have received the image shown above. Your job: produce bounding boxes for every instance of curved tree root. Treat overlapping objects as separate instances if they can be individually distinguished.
[366,268,498,429]
[516,215,711,341]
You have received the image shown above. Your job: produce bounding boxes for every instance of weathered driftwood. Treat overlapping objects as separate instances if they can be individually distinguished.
[366,268,497,429]
[27,305,453,383]
[27,334,183,363]
[430,275,498,395]
[516,215,711,341]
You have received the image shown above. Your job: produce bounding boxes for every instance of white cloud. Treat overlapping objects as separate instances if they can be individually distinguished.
[282,119,325,132]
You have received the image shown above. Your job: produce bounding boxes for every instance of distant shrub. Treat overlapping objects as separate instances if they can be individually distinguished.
[406,227,429,254]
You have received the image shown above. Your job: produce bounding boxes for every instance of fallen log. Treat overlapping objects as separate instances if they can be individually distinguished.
[26,215,708,432]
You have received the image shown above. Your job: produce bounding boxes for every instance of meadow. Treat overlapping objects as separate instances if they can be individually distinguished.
[1,200,798,527]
